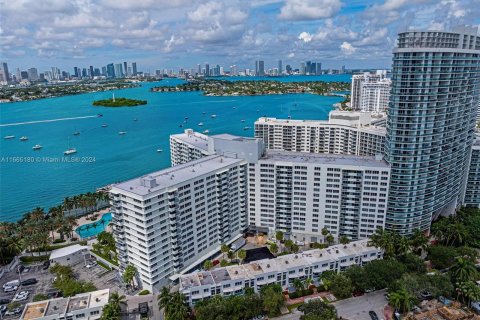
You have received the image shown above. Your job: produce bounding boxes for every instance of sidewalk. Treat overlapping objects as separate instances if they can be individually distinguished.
[285,291,331,305]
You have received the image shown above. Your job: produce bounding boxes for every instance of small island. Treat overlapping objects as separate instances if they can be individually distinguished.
[92,97,147,107]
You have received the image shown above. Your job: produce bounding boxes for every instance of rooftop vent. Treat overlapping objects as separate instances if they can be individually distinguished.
[141,176,157,188]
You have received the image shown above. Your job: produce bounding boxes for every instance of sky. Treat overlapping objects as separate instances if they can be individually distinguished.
[1,0,479,73]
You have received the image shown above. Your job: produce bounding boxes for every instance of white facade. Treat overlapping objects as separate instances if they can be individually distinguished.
[110,155,248,292]
[351,71,391,113]
[49,245,89,267]
[170,129,211,166]
[179,239,383,305]
[248,151,390,242]
[254,114,386,157]
[21,289,109,320]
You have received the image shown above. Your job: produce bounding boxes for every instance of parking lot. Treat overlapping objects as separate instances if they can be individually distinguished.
[1,258,125,319]
[0,263,54,319]
[333,290,388,320]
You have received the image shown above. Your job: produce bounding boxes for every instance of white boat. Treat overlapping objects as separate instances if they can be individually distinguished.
[64,148,77,155]
[133,118,138,122]
[73,131,80,136]
[119,131,127,135]
[157,149,163,152]
[203,130,210,134]
[241,119,245,122]
[198,122,204,126]
[4,135,14,139]
[243,126,251,130]
[32,144,43,150]
[101,124,108,127]
[211,114,217,118]
[20,136,28,141]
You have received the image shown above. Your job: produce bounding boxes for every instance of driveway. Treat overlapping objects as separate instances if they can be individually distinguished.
[333,290,388,320]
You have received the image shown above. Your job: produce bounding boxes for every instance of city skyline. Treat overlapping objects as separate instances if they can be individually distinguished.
[2,0,479,71]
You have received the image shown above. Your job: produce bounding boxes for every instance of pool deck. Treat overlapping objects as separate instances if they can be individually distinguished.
[75,209,112,238]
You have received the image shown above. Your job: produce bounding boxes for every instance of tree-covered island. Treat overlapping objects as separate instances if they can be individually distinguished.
[92,97,147,107]
[150,79,350,96]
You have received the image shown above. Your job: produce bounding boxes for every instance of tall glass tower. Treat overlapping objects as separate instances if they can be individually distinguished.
[385,26,480,235]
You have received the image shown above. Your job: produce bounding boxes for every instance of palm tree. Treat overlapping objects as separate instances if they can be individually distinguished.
[284,239,294,252]
[169,292,190,320]
[321,228,329,243]
[109,291,126,314]
[276,231,284,252]
[395,236,411,257]
[325,234,334,246]
[410,229,429,254]
[158,286,172,315]
[339,235,350,246]
[237,249,247,264]
[227,250,235,262]
[65,216,78,238]
[269,243,278,255]
[203,260,213,270]
[220,243,229,260]
[389,288,414,313]
[456,281,480,306]
[451,257,477,283]
[122,265,137,289]
[304,277,313,290]
[293,278,304,293]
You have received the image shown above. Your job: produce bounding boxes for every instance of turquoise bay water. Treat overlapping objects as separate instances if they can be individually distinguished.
[0,75,350,221]
[76,212,112,238]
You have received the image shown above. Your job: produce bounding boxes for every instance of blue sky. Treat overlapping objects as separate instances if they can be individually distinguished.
[1,0,479,73]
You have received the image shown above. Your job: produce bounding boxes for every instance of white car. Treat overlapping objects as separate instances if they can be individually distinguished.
[5,307,22,316]
[86,261,98,269]
[4,285,18,293]
[13,291,29,301]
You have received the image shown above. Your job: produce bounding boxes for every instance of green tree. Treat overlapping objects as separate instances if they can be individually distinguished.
[325,235,334,246]
[450,257,477,283]
[389,288,415,313]
[427,245,458,270]
[364,260,406,290]
[291,243,300,253]
[299,299,337,320]
[293,278,305,293]
[276,231,284,252]
[339,235,350,245]
[237,249,247,264]
[456,281,480,306]
[330,274,353,299]
[284,239,294,252]
[122,264,137,288]
[260,284,284,318]
[321,228,329,243]
[32,294,49,302]
[203,260,213,270]
[221,243,229,260]
[399,253,427,274]
[269,243,279,255]
[344,265,369,292]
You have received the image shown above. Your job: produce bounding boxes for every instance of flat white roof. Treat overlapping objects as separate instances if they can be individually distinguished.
[261,150,389,168]
[50,244,88,260]
[113,155,245,196]
[171,130,209,152]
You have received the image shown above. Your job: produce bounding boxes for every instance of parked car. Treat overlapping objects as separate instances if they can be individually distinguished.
[2,280,20,289]
[5,307,22,316]
[43,260,51,270]
[369,311,379,320]
[21,278,38,286]
[86,261,98,269]
[4,285,18,293]
[0,298,10,305]
[13,290,30,301]
[17,265,25,273]
[420,290,433,300]
[0,305,6,315]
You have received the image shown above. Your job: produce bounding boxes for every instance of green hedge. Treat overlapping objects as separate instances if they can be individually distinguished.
[91,250,118,266]
[20,255,49,263]
[138,290,150,295]
[53,239,66,244]
[289,288,314,299]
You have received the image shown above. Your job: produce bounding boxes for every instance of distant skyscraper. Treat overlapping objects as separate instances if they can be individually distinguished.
[385,26,480,235]
[205,63,210,77]
[316,63,322,75]
[341,65,346,74]
[114,63,124,78]
[81,68,87,78]
[278,60,282,74]
[27,68,38,81]
[89,66,94,78]
[94,68,101,77]
[20,71,29,80]
[51,67,60,80]
[101,66,107,76]
[300,62,306,75]
[0,62,10,82]
[73,67,79,78]
[132,62,137,76]
[106,63,115,78]
[197,64,201,75]
[123,62,128,76]
[286,64,292,74]
[255,60,265,76]
[231,65,237,76]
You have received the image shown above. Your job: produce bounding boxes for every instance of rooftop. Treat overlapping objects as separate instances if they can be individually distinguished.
[261,150,389,168]
[211,133,261,143]
[44,298,69,316]
[67,294,90,313]
[113,155,245,196]
[50,244,88,260]
[89,289,110,308]
[171,129,209,152]
[22,301,48,320]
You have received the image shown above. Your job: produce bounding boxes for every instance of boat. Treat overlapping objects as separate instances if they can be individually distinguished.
[119,131,127,135]
[179,124,183,128]
[203,130,210,134]
[243,126,251,130]
[211,114,217,118]
[233,107,236,109]
[4,135,14,139]
[97,114,103,117]
[202,112,206,115]
[185,117,189,120]
[198,122,204,126]
[32,144,43,150]
[157,149,163,152]
[101,124,108,128]
[73,131,80,136]
[241,119,245,122]
[20,136,28,141]
[64,148,77,155]
[133,118,138,122]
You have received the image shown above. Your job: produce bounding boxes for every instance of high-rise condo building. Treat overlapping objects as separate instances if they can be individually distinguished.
[89,66,94,78]
[107,64,115,78]
[114,63,124,78]
[123,62,128,76]
[316,63,322,75]
[255,60,265,76]
[110,155,248,292]
[27,68,38,81]
[385,26,480,234]
[278,60,282,74]
[205,64,210,77]
[254,111,386,157]
[351,71,391,113]
[0,62,10,83]
[248,151,389,242]
[132,62,137,76]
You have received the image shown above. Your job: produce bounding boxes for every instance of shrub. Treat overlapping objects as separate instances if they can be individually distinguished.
[33,294,49,302]
[20,255,49,263]
[138,290,150,296]
[70,237,78,241]
[53,239,66,244]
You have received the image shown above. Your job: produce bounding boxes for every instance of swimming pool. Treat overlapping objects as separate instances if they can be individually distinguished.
[76,212,112,238]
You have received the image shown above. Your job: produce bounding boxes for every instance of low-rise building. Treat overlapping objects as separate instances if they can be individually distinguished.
[21,289,109,320]
[179,239,382,305]
[49,244,89,266]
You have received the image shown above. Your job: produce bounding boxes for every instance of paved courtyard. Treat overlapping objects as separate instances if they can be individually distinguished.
[333,290,387,320]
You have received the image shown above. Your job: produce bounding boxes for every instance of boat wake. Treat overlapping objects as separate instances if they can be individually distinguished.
[0,115,99,127]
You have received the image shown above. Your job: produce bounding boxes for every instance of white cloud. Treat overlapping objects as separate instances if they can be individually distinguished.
[279,0,342,21]
[340,41,356,55]
[298,32,313,43]
[100,0,188,10]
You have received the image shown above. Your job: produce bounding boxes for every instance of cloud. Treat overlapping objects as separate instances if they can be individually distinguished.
[100,0,188,10]
[340,41,356,55]
[279,0,342,21]
[298,32,313,43]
